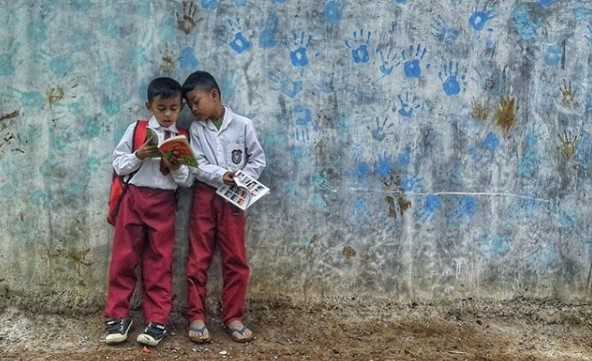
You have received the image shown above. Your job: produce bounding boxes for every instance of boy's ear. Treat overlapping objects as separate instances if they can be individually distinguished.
[211,88,220,101]
[145,101,151,110]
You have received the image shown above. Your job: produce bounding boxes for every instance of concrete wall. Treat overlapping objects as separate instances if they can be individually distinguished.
[1,0,592,313]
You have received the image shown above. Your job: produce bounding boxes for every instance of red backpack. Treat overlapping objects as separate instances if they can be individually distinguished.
[107,120,189,225]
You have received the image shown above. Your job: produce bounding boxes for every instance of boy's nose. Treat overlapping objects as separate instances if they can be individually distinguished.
[164,110,172,116]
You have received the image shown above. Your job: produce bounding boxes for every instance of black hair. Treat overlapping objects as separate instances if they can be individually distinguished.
[147,77,182,102]
[182,71,221,99]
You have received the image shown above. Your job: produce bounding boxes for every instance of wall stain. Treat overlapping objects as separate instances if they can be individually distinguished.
[559,79,577,109]
[558,129,578,161]
[47,247,93,267]
[160,44,177,74]
[495,96,518,136]
[342,246,356,259]
[383,173,412,219]
[471,98,489,122]
[0,110,19,122]
[177,0,200,35]
[46,87,64,108]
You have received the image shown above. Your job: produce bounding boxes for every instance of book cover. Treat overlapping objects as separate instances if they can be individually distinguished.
[159,135,198,167]
[145,128,159,147]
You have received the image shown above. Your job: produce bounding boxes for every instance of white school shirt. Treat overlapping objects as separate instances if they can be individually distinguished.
[189,106,266,188]
[112,116,193,190]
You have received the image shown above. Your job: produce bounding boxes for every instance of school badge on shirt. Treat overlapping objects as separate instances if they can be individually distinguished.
[232,149,243,164]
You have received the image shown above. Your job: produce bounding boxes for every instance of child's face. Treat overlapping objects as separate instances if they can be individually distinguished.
[146,95,183,128]
[185,88,220,121]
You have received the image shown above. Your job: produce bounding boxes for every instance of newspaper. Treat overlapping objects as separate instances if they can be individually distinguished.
[216,170,270,210]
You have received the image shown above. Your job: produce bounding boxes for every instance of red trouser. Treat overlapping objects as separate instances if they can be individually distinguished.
[186,182,250,325]
[104,185,176,325]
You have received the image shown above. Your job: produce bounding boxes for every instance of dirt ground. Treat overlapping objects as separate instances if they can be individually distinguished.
[1,297,592,361]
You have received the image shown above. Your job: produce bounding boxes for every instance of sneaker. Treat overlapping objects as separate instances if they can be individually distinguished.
[105,318,133,345]
[136,323,168,346]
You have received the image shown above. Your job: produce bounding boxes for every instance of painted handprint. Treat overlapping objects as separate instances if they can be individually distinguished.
[398,92,422,118]
[345,29,372,64]
[401,44,427,79]
[287,32,312,68]
[439,61,466,96]
[227,18,252,54]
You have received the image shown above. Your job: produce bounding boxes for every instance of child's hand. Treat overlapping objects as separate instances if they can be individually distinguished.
[223,171,236,185]
[162,155,180,171]
[168,150,181,164]
[135,141,159,160]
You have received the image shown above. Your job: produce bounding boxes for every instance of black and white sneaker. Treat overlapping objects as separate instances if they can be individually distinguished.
[105,318,133,345]
[136,323,168,346]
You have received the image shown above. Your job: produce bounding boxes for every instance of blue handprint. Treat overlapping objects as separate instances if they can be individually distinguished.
[401,44,427,79]
[416,194,442,223]
[259,12,280,49]
[293,105,313,142]
[469,132,499,168]
[439,61,465,96]
[480,234,511,258]
[481,132,500,152]
[377,46,400,78]
[354,160,372,179]
[201,0,218,10]
[400,175,423,192]
[586,24,592,46]
[367,116,394,142]
[345,29,372,64]
[324,0,343,25]
[398,92,421,118]
[353,198,369,218]
[469,6,495,31]
[375,152,395,177]
[398,147,411,167]
[227,18,252,54]
[432,15,459,45]
[268,70,303,98]
[452,196,478,222]
[586,94,592,113]
[538,0,557,8]
[178,47,199,71]
[288,32,312,68]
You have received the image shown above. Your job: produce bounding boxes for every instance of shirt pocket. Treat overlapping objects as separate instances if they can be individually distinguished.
[227,143,245,168]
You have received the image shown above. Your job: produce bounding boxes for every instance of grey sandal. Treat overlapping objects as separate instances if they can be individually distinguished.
[188,325,211,344]
[225,325,254,343]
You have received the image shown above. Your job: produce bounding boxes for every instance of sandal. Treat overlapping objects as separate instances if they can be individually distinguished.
[188,324,211,344]
[225,324,254,343]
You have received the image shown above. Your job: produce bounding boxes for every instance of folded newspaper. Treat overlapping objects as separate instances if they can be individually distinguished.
[216,170,270,210]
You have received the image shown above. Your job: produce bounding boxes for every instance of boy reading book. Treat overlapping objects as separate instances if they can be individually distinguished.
[103,77,193,347]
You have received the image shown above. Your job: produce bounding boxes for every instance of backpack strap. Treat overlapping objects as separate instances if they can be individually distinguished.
[133,119,149,152]
[123,119,149,184]
[107,119,150,225]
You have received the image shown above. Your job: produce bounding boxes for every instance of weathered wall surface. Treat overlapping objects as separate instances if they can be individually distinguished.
[2,0,592,312]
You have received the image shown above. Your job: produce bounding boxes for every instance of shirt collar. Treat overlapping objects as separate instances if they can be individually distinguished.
[148,115,178,133]
[204,106,233,132]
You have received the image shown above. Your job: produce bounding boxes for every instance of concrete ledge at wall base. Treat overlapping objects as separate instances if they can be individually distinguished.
[2,281,592,320]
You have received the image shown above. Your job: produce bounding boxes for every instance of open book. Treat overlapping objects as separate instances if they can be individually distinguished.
[216,170,270,210]
[146,128,197,167]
